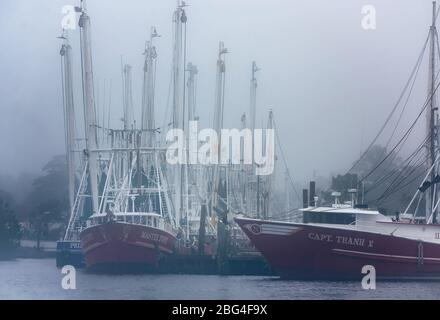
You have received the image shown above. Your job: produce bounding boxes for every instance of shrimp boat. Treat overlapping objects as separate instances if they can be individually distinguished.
[236,2,440,280]
[235,203,440,280]
[81,208,177,271]
[57,5,180,271]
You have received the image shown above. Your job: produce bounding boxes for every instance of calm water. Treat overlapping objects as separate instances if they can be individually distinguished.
[1,259,440,300]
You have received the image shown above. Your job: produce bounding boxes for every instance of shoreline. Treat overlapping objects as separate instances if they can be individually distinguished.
[0,246,56,261]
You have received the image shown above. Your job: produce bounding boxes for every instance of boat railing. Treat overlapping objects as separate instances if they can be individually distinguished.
[88,213,167,230]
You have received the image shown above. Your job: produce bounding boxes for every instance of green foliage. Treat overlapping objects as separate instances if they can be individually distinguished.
[23,156,69,223]
[0,193,21,248]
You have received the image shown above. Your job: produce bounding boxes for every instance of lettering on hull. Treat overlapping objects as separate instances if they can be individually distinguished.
[308,232,373,248]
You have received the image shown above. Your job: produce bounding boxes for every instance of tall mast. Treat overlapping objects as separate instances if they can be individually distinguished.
[79,5,100,215]
[60,32,76,214]
[427,1,438,223]
[213,42,228,138]
[248,61,259,217]
[187,63,198,122]
[211,41,228,217]
[185,62,198,238]
[172,0,188,227]
[123,64,134,130]
[250,61,259,134]
[172,0,187,131]
[142,27,159,148]
[264,110,275,219]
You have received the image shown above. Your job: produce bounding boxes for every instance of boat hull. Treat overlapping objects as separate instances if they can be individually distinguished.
[235,217,440,280]
[80,222,177,272]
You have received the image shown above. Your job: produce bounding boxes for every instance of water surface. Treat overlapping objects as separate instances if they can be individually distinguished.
[1,259,439,300]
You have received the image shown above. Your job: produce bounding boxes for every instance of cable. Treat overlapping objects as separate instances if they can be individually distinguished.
[348,32,430,174]
[360,67,440,183]
[375,154,427,203]
[272,116,302,204]
[385,42,426,150]
[365,133,430,194]
[375,161,427,204]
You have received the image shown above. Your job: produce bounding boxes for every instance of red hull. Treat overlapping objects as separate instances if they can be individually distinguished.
[80,222,177,271]
[235,217,440,280]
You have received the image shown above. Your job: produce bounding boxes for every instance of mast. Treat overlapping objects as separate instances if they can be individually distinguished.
[264,110,275,219]
[248,61,259,217]
[250,61,259,137]
[123,64,134,130]
[187,63,198,122]
[184,62,198,239]
[427,1,438,223]
[142,27,159,148]
[172,0,187,131]
[79,5,100,215]
[172,0,188,228]
[60,32,76,214]
[211,41,228,223]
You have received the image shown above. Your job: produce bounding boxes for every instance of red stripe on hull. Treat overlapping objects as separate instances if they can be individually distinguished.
[80,222,177,271]
[235,218,440,280]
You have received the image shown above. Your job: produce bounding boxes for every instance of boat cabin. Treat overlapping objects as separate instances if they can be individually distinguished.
[87,212,164,229]
[300,204,386,225]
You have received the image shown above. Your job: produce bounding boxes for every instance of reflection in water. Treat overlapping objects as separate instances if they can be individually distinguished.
[1,259,440,300]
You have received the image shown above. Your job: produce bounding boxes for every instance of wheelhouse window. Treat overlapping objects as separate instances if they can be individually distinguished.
[303,211,355,224]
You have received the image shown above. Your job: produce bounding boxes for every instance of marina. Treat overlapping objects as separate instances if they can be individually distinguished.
[3,0,440,302]
[56,0,280,275]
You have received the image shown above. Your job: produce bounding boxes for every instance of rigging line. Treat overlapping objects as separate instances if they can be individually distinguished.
[367,127,417,188]
[272,117,302,204]
[375,145,427,194]
[368,52,440,182]
[372,131,425,188]
[360,67,440,183]
[375,161,427,204]
[347,32,430,174]
[375,29,440,183]
[365,133,431,193]
[385,43,426,150]
[375,150,429,201]
[375,151,427,202]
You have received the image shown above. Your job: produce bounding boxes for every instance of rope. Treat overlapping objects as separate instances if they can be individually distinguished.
[365,133,430,195]
[348,32,430,174]
[360,67,440,183]
[272,116,302,204]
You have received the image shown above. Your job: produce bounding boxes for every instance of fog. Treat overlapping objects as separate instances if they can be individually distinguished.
[0,0,433,186]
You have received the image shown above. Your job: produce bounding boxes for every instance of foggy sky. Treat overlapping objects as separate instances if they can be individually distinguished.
[0,0,434,187]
